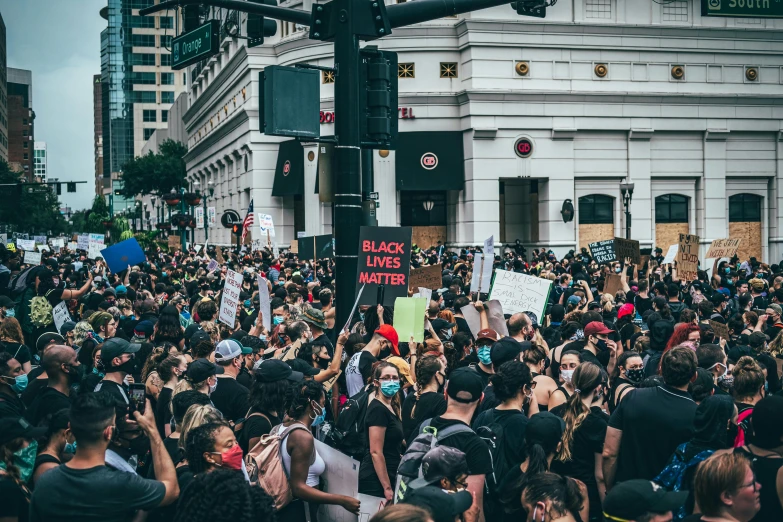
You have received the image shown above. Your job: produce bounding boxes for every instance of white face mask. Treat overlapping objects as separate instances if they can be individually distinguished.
[560,369,575,384]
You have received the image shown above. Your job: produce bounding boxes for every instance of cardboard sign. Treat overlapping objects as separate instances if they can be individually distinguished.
[662,244,679,265]
[99,238,146,273]
[614,238,641,264]
[53,301,72,334]
[87,242,103,260]
[489,269,553,322]
[710,320,730,342]
[298,234,334,260]
[322,370,342,393]
[409,264,442,292]
[52,238,65,249]
[589,240,615,264]
[290,239,298,254]
[393,297,428,343]
[218,269,243,327]
[487,300,509,337]
[168,235,181,251]
[470,253,494,294]
[280,338,305,362]
[678,234,700,281]
[342,284,366,335]
[706,239,741,259]
[356,226,412,306]
[215,248,225,264]
[257,275,272,332]
[77,235,90,250]
[23,251,41,265]
[603,273,623,297]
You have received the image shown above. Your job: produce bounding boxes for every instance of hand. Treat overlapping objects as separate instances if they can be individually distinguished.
[337,331,349,346]
[759,314,769,324]
[463,491,481,522]
[340,496,361,515]
[125,375,135,385]
[377,304,384,318]
[606,339,618,356]
[383,487,394,502]
[473,300,484,312]
[132,399,157,436]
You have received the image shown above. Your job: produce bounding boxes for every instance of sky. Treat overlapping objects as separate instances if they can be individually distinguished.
[1,0,106,211]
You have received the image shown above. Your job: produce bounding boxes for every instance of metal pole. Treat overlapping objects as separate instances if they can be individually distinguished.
[625,197,631,240]
[332,0,363,332]
[204,197,209,243]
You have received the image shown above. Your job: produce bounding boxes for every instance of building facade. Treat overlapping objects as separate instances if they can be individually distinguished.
[99,0,185,213]
[33,141,46,181]
[178,0,783,262]
[7,67,33,180]
[0,13,8,163]
[94,74,104,196]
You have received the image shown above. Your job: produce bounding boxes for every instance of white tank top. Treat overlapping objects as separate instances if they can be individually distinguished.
[277,424,325,487]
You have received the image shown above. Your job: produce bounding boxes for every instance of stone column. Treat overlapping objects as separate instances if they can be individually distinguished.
[628,130,653,249]
[700,130,730,258]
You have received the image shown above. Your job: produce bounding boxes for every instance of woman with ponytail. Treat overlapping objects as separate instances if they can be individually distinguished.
[520,472,587,522]
[401,354,446,442]
[551,362,609,522]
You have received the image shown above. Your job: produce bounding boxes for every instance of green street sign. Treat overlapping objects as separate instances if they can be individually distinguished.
[702,0,783,18]
[171,20,220,70]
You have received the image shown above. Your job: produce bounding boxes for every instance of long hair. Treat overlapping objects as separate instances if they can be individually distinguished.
[0,317,24,343]
[287,380,325,420]
[610,351,643,387]
[556,362,605,462]
[154,305,184,341]
[179,404,223,450]
[665,323,700,352]
[141,346,167,382]
[521,472,585,521]
[371,360,402,419]
[250,378,292,416]
[410,355,442,419]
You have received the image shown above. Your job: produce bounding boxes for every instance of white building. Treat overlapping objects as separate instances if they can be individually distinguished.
[181,0,783,263]
[33,141,46,181]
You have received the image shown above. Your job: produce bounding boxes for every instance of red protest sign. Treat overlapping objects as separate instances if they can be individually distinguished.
[356,226,412,306]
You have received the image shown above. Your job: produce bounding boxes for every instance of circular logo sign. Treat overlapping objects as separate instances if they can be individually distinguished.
[421,152,438,170]
[514,137,534,159]
[283,160,291,176]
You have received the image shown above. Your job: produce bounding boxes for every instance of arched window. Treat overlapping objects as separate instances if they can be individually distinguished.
[729,194,762,222]
[655,194,688,223]
[578,195,613,224]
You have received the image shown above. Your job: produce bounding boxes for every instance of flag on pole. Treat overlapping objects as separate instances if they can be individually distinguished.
[241,200,255,243]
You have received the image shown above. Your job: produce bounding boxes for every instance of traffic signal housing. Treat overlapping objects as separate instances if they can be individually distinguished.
[512,1,547,18]
[247,0,279,48]
[232,224,241,236]
[359,48,398,150]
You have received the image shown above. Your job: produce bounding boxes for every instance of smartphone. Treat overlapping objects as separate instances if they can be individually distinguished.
[128,383,146,415]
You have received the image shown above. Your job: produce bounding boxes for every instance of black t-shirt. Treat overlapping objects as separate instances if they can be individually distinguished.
[209,377,250,423]
[634,295,653,316]
[426,416,493,476]
[238,408,279,454]
[25,387,72,427]
[580,349,606,371]
[359,400,404,482]
[0,341,31,365]
[474,364,493,389]
[94,379,130,412]
[0,391,26,419]
[311,333,335,358]
[154,387,173,438]
[30,464,165,522]
[401,391,447,443]
[609,384,697,483]
[21,375,47,407]
[236,368,253,389]
[0,475,28,522]
[455,317,472,337]
[473,408,529,466]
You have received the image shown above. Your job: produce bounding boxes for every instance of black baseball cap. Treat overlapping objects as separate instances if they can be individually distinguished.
[431,318,456,332]
[100,337,141,364]
[409,446,469,488]
[527,412,565,455]
[186,358,224,382]
[446,367,484,404]
[490,338,523,367]
[36,332,65,353]
[603,480,688,521]
[403,486,473,522]
[0,295,14,309]
[190,329,212,348]
[0,417,47,447]
[253,359,304,383]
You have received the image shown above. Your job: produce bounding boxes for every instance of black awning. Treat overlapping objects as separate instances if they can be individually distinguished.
[396,131,465,191]
[272,139,305,196]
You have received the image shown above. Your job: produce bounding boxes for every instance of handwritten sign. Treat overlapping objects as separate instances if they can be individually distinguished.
[219,269,243,327]
[168,235,181,251]
[710,320,729,342]
[489,269,553,321]
[88,242,103,260]
[603,273,623,297]
[356,226,412,306]
[706,239,741,259]
[207,259,219,272]
[678,234,700,281]
[67,242,78,251]
[77,235,90,250]
[614,238,641,264]
[53,301,72,334]
[89,233,105,244]
[33,235,47,245]
[589,240,615,264]
[257,275,271,332]
[662,244,679,265]
[17,239,35,251]
[409,264,442,292]
[23,251,42,265]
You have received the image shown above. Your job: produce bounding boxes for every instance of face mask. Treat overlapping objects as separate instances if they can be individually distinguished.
[92,367,105,378]
[259,334,267,342]
[209,379,218,395]
[215,444,244,470]
[4,309,15,318]
[725,267,731,274]
[317,357,330,370]
[615,267,622,273]
[380,380,400,397]
[626,368,645,383]
[2,373,28,393]
[477,346,492,366]
[244,300,252,308]
[110,357,136,375]
[560,369,574,384]
[767,316,776,326]
[596,339,608,351]
[273,316,284,326]
[0,440,37,483]
[311,401,326,427]
[359,312,365,321]
[717,373,734,390]
[66,364,84,385]
[162,272,167,277]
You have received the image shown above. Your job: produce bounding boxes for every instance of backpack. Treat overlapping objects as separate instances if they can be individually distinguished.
[654,443,713,521]
[734,407,754,447]
[29,290,55,327]
[474,409,515,501]
[393,418,474,503]
[245,422,310,510]
[326,385,373,460]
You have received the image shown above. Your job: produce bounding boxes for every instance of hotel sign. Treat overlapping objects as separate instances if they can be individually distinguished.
[702,0,783,18]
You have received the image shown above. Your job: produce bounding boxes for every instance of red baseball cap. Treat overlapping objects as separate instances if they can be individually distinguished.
[375,324,399,355]
[476,329,500,343]
[617,303,635,320]
[584,321,614,337]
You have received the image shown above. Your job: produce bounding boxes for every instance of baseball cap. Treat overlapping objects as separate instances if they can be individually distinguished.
[59,321,77,336]
[750,396,783,449]
[115,285,127,296]
[409,446,469,488]
[215,339,249,361]
[476,328,499,343]
[526,412,566,455]
[0,295,14,309]
[403,486,473,522]
[748,331,769,349]
[0,417,47,447]
[431,318,457,333]
[584,321,614,337]
[446,367,484,404]
[132,320,155,339]
[186,358,224,382]
[490,338,523,367]
[100,337,141,363]
[769,304,783,316]
[375,324,399,355]
[190,329,212,348]
[603,480,688,521]
[253,359,304,383]
[567,294,581,306]
[36,332,65,353]
[617,303,635,320]
[387,356,413,385]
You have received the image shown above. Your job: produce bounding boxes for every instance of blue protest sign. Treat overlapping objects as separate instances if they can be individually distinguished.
[99,238,146,273]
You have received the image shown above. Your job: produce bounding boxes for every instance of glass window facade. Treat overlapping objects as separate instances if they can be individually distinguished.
[160,54,171,66]
[161,110,169,122]
[655,194,688,223]
[131,91,157,103]
[130,34,156,47]
[729,194,762,223]
[160,35,172,48]
[161,72,174,85]
[142,109,156,122]
[161,91,174,104]
[128,15,155,28]
[143,128,155,140]
[130,72,156,85]
[159,16,174,29]
[129,53,156,66]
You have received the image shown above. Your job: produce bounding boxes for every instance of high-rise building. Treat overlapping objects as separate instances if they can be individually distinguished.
[93,74,104,196]
[7,68,33,180]
[33,141,46,181]
[99,0,185,214]
[0,13,8,164]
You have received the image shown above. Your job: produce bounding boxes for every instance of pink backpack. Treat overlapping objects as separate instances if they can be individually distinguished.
[245,423,309,509]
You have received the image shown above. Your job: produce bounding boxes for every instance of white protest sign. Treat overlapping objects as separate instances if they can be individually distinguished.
[207,207,217,227]
[77,235,90,250]
[53,301,72,334]
[88,242,103,260]
[193,244,202,253]
[52,238,65,249]
[207,259,219,272]
[17,239,35,251]
[489,269,553,322]
[258,213,275,238]
[484,235,495,258]
[219,269,243,327]
[33,235,47,245]
[356,495,386,522]
[67,242,78,251]
[39,245,50,252]
[418,287,433,303]
[315,440,360,522]
[23,251,42,265]
[256,275,271,332]
[89,233,105,244]
[470,253,494,294]
[459,302,481,339]
[487,299,510,337]
[251,239,264,252]
[195,207,205,229]
[0,233,6,245]
[662,244,679,265]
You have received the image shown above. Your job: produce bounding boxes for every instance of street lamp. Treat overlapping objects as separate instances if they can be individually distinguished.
[620,182,635,240]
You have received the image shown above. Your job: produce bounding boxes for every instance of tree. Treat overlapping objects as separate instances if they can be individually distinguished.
[0,159,69,235]
[119,139,187,199]
[85,195,111,234]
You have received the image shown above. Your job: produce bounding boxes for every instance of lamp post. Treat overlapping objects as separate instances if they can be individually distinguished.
[620,182,635,240]
[205,181,214,243]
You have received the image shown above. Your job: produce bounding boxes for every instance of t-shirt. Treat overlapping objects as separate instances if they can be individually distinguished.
[29,464,166,522]
[311,333,335,358]
[209,377,250,423]
[609,384,697,483]
[0,390,26,419]
[94,380,130,412]
[345,351,377,397]
[238,408,280,454]
[0,341,31,365]
[401,391,447,443]
[25,387,71,427]
[154,387,173,438]
[474,364,493,389]
[455,317,472,337]
[0,475,28,522]
[472,408,529,466]
[635,295,653,316]
[359,400,404,484]
[424,416,493,476]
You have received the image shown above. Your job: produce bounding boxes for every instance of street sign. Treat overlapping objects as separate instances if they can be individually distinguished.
[702,0,783,18]
[171,20,220,70]
[369,192,379,200]
[220,210,242,228]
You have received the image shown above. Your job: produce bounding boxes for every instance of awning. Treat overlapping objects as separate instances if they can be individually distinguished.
[396,131,465,191]
[272,139,305,196]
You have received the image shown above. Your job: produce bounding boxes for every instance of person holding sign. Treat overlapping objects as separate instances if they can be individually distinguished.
[292,332,345,384]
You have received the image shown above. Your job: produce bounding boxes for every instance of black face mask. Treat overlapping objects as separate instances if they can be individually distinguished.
[379,346,392,360]
[66,364,84,385]
[109,357,136,375]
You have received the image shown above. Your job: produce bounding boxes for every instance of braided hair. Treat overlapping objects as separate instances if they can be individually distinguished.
[410,354,442,419]
[184,420,231,474]
[173,468,276,522]
[556,362,605,462]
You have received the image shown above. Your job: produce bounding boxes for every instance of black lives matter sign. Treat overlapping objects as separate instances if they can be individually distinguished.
[356,226,412,306]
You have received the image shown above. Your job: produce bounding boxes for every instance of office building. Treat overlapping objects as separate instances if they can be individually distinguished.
[33,141,46,181]
[94,74,104,196]
[7,67,33,180]
[0,13,8,163]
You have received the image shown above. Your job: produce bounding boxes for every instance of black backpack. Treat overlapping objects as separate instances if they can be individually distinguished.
[474,409,515,502]
[326,385,373,460]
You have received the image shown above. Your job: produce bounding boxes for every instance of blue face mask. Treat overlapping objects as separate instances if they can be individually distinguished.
[2,374,27,393]
[311,401,326,427]
[380,380,401,398]
[273,316,284,326]
[64,439,77,454]
[4,308,15,318]
[478,346,492,365]
[359,312,365,321]
[244,300,252,308]
[725,267,731,274]
[162,272,167,277]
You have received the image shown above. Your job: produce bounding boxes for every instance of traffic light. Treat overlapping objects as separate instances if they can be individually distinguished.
[67,182,76,193]
[512,1,548,18]
[184,4,200,31]
[247,0,278,48]
[55,183,62,196]
[232,224,241,236]
[359,48,398,150]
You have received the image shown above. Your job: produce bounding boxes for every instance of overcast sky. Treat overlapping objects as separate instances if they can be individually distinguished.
[1,0,106,211]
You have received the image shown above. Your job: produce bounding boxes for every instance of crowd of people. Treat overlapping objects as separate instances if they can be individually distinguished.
[0,238,782,522]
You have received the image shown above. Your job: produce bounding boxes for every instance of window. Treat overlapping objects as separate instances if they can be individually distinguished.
[662,0,688,22]
[22,130,27,137]
[440,63,458,78]
[398,63,415,78]
[143,128,155,140]
[22,118,27,125]
[161,91,174,104]
[585,0,612,19]
[401,191,447,226]
[129,53,156,66]
[729,194,762,222]
[160,35,172,48]
[161,110,169,123]
[130,34,156,47]
[655,194,688,223]
[160,54,171,66]
[23,141,27,149]
[131,72,156,85]
[161,73,174,85]
[578,195,613,224]
[132,91,157,103]
[128,0,154,8]
[159,16,174,29]
[23,153,28,160]
[129,15,155,28]
[143,110,156,122]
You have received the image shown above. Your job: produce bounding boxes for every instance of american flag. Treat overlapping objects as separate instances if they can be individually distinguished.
[241,199,255,243]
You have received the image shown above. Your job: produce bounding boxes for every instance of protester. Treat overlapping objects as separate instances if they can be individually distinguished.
[519,471,586,522]
[173,468,276,522]
[0,353,26,419]
[689,452,760,522]
[402,354,447,442]
[603,479,689,522]
[0,416,44,522]
[548,350,582,411]
[32,408,72,484]
[25,345,79,427]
